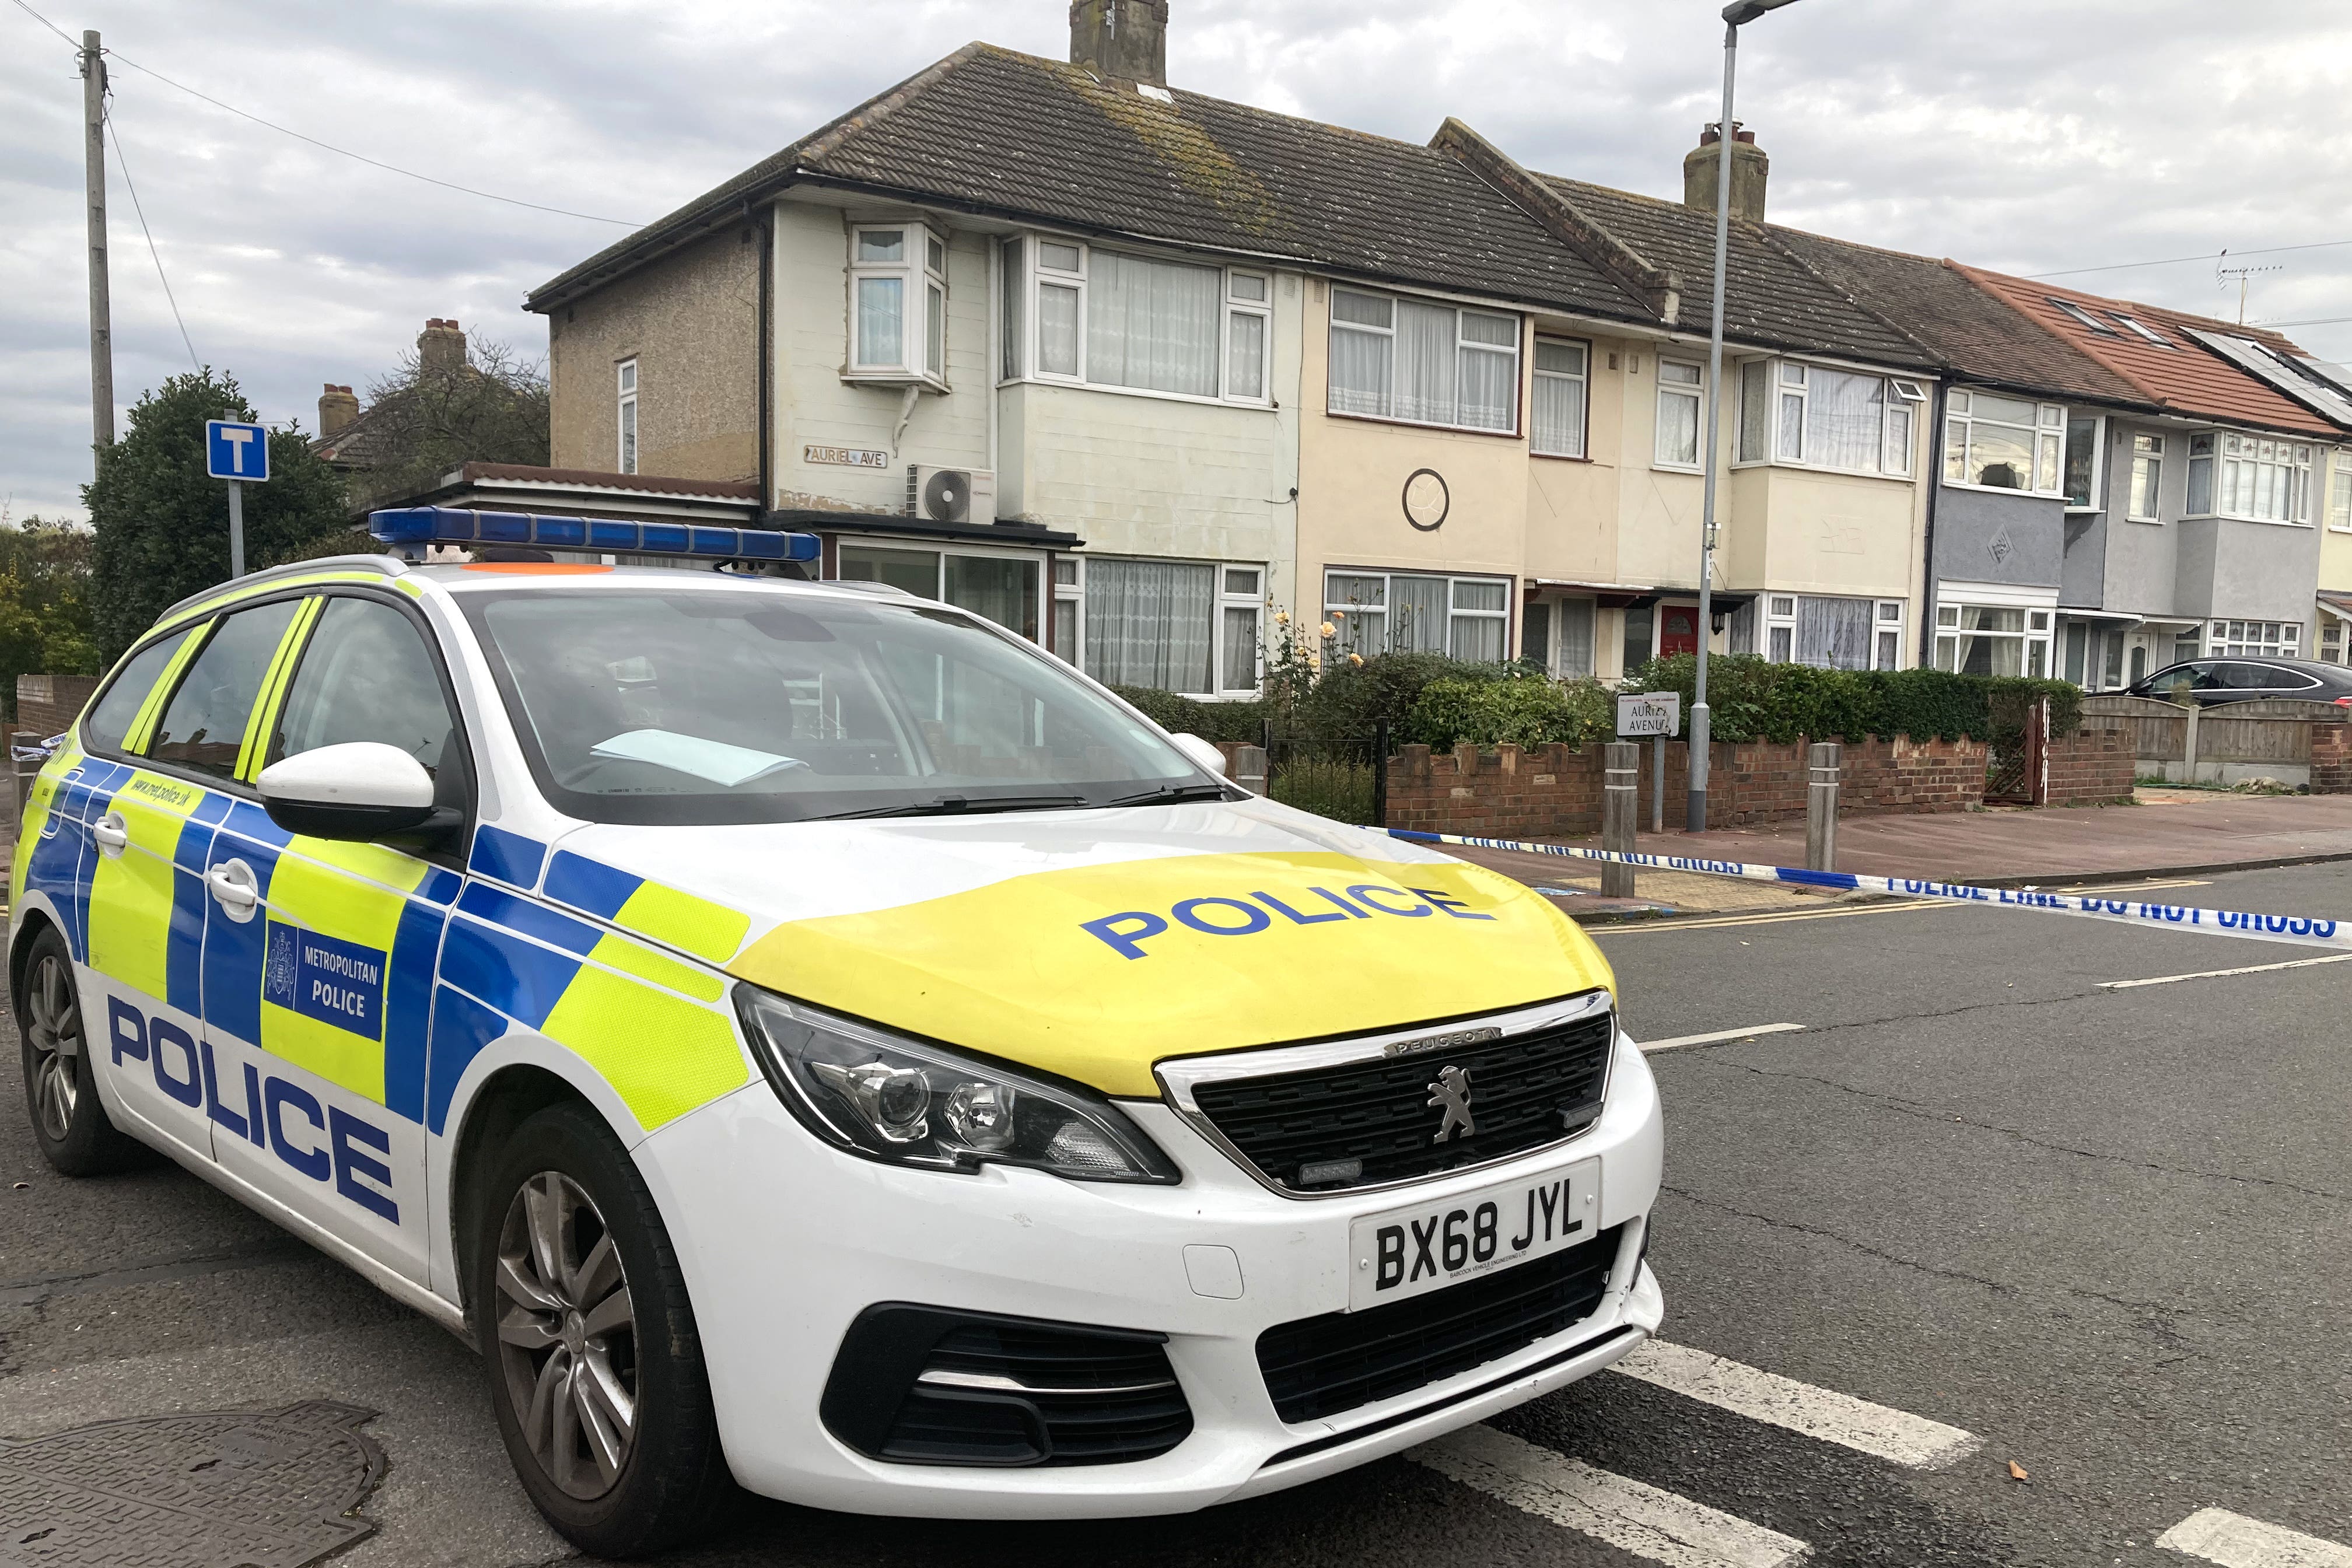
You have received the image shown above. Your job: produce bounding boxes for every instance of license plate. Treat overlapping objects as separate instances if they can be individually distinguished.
[1348,1160,1601,1311]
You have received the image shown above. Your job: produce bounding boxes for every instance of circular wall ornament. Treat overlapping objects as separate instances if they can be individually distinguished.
[1402,468,1450,532]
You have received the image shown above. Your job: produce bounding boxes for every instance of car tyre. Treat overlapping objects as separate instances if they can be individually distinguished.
[470,1100,738,1559]
[15,925,146,1176]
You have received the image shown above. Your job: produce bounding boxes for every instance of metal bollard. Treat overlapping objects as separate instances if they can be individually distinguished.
[1233,744,1268,796]
[1805,741,1840,872]
[1603,741,1639,898]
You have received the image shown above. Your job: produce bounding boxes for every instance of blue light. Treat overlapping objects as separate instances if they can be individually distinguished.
[369,507,819,564]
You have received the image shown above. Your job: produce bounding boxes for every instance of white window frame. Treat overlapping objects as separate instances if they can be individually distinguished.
[1933,600,2054,677]
[2062,412,2105,513]
[1069,555,1264,698]
[2332,450,2352,533]
[2207,620,2302,659]
[1051,554,1082,666]
[1002,233,1274,409]
[615,358,638,475]
[1765,594,1796,663]
[1217,565,1265,694]
[1326,286,1522,435]
[2193,433,2318,525]
[1875,600,1905,671]
[1732,358,1921,478]
[846,221,949,387]
[2126,432,2165,523]
[1942,390,2067,497]
[1323,569,1513,663]
[1530,335,1590,459]
[1655,358,1704,470]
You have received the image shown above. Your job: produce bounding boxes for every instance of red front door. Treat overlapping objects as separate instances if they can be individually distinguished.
[1658,603,1700,657]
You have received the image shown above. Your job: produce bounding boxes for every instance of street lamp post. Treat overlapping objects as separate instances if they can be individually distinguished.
[1689,0,1803,833]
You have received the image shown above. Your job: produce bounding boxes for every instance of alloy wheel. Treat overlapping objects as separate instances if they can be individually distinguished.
[493,1171,639,1499]
[24,953,82,1142]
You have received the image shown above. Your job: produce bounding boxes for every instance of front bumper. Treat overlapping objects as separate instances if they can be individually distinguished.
[635,1029,1664,1518]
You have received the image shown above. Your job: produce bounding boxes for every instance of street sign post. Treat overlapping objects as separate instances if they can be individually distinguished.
[1617,694,1682,833]
[204,418,270,579]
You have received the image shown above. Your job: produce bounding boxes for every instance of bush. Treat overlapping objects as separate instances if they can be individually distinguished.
[1622,654,2081,744]
[1405,675,1611,750]
[1296,652,1527,739]
[1108,685,1269,744]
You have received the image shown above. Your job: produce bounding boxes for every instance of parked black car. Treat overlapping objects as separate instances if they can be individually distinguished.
[2125,656,2352,707]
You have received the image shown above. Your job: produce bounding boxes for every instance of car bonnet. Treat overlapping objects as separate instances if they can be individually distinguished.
[538,797,1614,1098]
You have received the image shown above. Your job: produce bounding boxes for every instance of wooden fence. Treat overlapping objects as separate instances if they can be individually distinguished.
[2079,694,2348,786]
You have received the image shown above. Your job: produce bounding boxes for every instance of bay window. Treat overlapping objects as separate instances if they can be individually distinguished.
[2063,413,2102,509]
[2194,433,2315,523]
[1002,235,1269,405]
[848,223,947,384]
[2208,620,2300,659]
[1754,594,1895,670]
[1655,359,1703,468]
[1080,557,1263,696]
[2127,433,2165,521]
[1531,338,1589,457]
[1734,359,1920,475]
[1934,603,2053,676]
[1324,570,1510,662]
[1328,288,1521,433]
[1944,390,2064,494]
[2332,452,2352,530]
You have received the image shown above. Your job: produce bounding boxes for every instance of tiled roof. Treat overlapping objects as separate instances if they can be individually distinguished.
[1535,177,1933,369]
[1958,267,2337,436]
[314,396,406,469]
[1764,230,2149,408]
[531,45,1653,325]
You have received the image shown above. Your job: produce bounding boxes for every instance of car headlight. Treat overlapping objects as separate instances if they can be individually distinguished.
[734,986,1180,1185]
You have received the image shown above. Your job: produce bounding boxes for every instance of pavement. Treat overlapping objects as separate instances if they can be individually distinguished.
[5,860,2351,1567]
[1440,788,2352,922]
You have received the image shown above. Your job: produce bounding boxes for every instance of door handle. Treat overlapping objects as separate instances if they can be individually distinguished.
[206,859,260,922]
[92,813,128,856]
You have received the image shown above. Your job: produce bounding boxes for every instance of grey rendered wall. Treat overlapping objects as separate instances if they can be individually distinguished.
[2175,516,2322,623]
[2097,420,2180,618]
[1934,484,2063,589]
[2061,507,2106,606]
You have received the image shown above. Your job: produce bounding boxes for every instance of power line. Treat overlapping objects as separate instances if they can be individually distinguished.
[102,48,644,227]
[6,0,75,50]
[103,103,201,373]
[2028,237,2352,281]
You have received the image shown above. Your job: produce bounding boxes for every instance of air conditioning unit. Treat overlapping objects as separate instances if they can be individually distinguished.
[906,464,996,527]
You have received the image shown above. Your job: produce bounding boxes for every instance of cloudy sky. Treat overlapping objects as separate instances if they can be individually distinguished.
[6,0,2351,522]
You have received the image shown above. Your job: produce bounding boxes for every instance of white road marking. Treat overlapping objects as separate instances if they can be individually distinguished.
[1639,1023,1807,1054]
[2103,952,2352,990]
[1609,1340,1982,1470]
[2156,1507,2352,1567]
[1410,1424,1809,1568]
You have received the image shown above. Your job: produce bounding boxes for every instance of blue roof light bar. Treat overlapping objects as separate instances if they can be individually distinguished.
[369,506,820,564]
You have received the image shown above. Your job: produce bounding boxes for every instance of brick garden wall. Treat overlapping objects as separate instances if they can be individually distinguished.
[2043,724,2137,807]
[15,674,99,739]
[2313,722,2352,794]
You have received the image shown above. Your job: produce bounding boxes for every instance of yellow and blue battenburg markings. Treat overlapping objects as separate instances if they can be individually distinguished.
[369,506,821,563]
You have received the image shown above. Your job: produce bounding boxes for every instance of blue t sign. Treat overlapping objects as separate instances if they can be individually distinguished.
[205,419,271,482]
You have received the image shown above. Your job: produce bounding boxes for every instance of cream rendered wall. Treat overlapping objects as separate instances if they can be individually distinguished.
[1522,333,1626,590]
[2324,447,2352,591]
[768,198,992,514]
[1609,344,1708,594]
[999,268,1302,594]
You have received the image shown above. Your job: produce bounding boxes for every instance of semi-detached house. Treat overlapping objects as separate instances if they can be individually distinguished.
[499,0,2347,699]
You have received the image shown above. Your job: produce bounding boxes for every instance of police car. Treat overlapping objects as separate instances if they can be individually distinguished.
[10,508,1662,1557]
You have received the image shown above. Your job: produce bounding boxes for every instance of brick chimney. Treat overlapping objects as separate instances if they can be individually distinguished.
[418,317,468,376]
[1683,123,1769,223]
[1070,0,1167,86]
[317,383,359,436]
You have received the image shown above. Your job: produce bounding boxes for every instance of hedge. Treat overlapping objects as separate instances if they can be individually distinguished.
[1621,654,2081,744]
[1107,685,1270,743]
[1405,675,1612,750]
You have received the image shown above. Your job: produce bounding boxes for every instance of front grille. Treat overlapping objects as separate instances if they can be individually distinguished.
[1188,1002,1613,1192]
[1257,1224,1623,1423]
[822,1305,1192,1468]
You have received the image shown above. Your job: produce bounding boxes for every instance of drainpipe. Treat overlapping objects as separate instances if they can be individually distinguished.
[1919,380,1948,667]
[754,200,774,515]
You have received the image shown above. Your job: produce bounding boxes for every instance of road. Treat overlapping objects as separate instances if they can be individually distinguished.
[2,860,2348,1567]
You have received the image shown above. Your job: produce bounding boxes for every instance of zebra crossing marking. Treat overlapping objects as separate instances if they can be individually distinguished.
[1609,1339,1983,1469]
[2157,1508,2352,1568]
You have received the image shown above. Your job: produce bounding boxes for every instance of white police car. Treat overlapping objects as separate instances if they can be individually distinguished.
[11,508,1662,1557]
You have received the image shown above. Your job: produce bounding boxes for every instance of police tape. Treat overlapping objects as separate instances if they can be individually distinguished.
[1385,828,2352,951]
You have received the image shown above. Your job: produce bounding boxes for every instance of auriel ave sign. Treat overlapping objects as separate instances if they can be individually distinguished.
[1616,692,1681,738]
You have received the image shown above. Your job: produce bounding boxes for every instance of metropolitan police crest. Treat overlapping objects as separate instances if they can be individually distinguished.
[263,924,299,1010]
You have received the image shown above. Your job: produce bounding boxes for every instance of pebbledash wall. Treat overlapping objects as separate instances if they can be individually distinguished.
[1384,726,2138,841]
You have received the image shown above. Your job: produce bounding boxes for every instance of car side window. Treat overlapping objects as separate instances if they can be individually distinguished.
[81,626,200,754]
[2256,666,2320,691]
[2213,663,2274,691]
[147,600,304,779]
[2189,663,2230,691]
[268,596,466,807]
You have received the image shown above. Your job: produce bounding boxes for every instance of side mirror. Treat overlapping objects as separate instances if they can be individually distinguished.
[1170,733,1228,778]
[257,743,438,841]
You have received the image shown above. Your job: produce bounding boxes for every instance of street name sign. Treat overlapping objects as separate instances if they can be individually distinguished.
[1616,692,1681,738]
[205,419,271,482]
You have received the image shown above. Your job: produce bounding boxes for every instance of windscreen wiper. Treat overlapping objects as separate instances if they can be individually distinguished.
[819,793,1089,821]
[1101,782,1234,808]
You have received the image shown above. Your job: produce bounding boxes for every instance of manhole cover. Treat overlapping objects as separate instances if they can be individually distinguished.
[0,1400,384,1567]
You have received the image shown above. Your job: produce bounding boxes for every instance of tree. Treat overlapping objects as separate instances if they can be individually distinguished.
[86,369,352,662]
[348,336,550,507]
[0,515,101,725]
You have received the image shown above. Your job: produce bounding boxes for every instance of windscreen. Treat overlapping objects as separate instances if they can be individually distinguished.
[461,586,1208,824]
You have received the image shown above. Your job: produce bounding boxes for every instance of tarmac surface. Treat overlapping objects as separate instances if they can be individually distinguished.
[1,859,2348,1566]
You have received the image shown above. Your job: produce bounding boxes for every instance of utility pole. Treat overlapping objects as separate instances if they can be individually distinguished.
[82,30,114,454]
